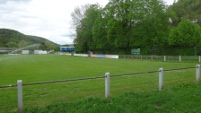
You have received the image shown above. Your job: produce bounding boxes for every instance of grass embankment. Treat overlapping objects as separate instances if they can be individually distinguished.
[0,55,199,112]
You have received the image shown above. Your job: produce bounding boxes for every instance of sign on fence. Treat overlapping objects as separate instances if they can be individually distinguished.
[90,54,119,59]
[131,48,140,55]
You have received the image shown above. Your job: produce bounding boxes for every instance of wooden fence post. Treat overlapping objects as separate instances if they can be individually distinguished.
[159,68,164,90]
[105,72,110,99]
[196,64,200,82]
[17,80,23,113]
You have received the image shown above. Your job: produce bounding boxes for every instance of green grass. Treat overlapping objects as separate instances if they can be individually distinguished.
[22,83,201,113]
[0,54,200,112]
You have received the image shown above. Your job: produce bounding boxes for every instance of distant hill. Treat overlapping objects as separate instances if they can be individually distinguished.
[0,28,59,50]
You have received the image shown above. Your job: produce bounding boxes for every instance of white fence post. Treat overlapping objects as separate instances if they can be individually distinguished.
[199,56,201,63]
[105,72,110,99]
[159,68,164,90]
[196,64,200,82]
[17,80,23,113]
[164,56,166,62]
[179,55,181,62]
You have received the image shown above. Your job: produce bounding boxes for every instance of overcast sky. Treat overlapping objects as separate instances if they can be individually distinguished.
[0,0,175,45]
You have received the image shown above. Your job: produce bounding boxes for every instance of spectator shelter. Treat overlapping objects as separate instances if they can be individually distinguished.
[60,45,74,52]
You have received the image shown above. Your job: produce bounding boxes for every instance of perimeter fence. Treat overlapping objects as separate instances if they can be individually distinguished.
[59,53,201,62]
[119,55,201,62]
[0,65,200,113]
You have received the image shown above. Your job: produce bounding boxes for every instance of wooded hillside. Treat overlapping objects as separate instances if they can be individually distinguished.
[0,28,59,51]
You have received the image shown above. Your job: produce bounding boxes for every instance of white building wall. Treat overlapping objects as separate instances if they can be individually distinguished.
[34,50,47,54]
[22,50,29,54]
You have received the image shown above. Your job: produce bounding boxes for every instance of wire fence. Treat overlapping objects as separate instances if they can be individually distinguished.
[119,55,201,62]
[0,76,105,89]
[164,67,195,72]
[0,66,197,89]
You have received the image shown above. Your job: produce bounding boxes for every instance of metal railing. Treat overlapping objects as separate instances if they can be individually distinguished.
[119,55,201,62]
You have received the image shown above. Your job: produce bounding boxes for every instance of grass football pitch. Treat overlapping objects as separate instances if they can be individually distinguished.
[0,54,199,112]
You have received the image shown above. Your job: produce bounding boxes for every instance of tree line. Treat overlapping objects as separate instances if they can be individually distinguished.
[71,0,201,55]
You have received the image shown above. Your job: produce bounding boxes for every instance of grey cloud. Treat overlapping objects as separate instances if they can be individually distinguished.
[0,0,29,13]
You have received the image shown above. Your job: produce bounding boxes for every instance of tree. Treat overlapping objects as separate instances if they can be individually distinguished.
[6,42,17,48]
[44,41,57,51]
[168,19,201,47]
[18,40,28,48]
[73,4,102,53]
[72,0,170,54]
[168,0,201,26]
[92,10,108,53]
[102,0,169,54]
[71,4,90,27]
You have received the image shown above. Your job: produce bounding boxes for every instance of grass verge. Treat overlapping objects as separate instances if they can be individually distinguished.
[5,83,201,113]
